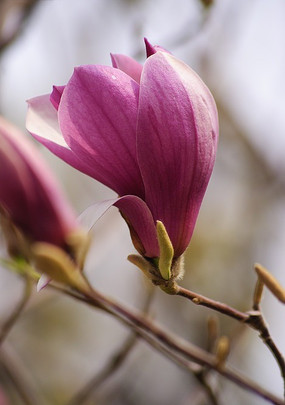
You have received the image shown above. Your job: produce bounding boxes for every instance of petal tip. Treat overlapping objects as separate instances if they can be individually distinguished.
[37,274,51,292]
[144,37,155,58]
[110,53,117,68]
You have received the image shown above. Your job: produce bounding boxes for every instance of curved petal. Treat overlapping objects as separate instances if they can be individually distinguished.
[58,65,145,198]
[111,53,142,83]
[26,95,107,181]
[78,196,159,258]
[78,199,120,230]
[0,116,77,247]
[50,85,65,110]
[37,274,52,291]
[144,38,170,57]
[137,52,218,257]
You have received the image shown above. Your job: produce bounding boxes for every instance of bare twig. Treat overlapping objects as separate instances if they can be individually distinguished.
[0,277,32,345]
[66,287,154,405]
[251,312,285,398]
[67,287,216,405]
[67,333,137,405]
[0,348,39,405]
[193,369,220,405]
[176,286,247,322]
[176,284,285,398]
[49,283,284,405]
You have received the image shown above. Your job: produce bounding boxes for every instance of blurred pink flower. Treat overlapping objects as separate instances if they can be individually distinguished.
[26,39,218,260]
[0,116,78,253]
[0,387,10,405]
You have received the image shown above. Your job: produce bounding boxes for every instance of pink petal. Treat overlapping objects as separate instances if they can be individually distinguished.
[111,53,142,83]
[144,38,170,57]
[0,116,77,247]
[27,95,106,180]
[37,274,52,291]
[137,52,218,257]
[79,196,159,258]
[78,199,120,230]
[58,65,145,198]
[50,85,65,110]
[115,195,159,257]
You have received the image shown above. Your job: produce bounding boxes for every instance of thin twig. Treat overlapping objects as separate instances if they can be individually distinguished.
[193,369,220,405]
[84,286,285,405]
[66,287,154,405]
[251,312,285,398]
[176,286,247,322]
[176,284,285,399]
[0,348,39,405]
[68,288,217,405]
[67,332,137,405]
[0,277,32,345]
[49,283,284,405]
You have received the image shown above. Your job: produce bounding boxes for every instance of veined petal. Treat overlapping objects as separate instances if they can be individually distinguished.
[50,85,65,110]
[111,53,142,83]
[137,52,218,257]
[58,65,145,198]
[26,95,106,180]
[0,116,77,247]
[79,196,159,258]
[115,195,159,257]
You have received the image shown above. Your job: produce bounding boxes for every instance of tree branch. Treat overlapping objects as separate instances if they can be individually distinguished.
[49,283,284,405]
[0,277,32,345]
[0,348,39,405]
[175,284,285,398]
[66,287,154,405]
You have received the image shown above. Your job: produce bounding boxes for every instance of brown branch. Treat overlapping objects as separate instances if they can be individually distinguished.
[176,286,248,322]
[250,312,285,398]
[66,287,154,405]
[67,285,218,405]
[0,277,32,345]
[175,284,285,399]
[67,333,137,405]
[50,283,284,405]
[193,369,220,405]
[0,348,39,405]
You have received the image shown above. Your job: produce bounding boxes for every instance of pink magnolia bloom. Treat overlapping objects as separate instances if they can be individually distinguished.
[0,116,78,252]
[26,39,218,260]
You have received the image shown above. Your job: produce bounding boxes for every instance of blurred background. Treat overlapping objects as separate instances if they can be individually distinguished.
[0,0,285,404]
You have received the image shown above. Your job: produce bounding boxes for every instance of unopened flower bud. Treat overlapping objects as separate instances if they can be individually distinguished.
[255,263,285,303]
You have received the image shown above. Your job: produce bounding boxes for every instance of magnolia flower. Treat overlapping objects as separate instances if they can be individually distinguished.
[26,39,218,280]
[0,117,88,288]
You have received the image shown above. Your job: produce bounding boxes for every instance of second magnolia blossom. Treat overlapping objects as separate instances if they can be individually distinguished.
[26,40,218,272]
[0,117,89,288]
[0,117,77,251]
